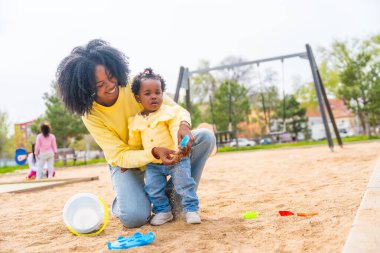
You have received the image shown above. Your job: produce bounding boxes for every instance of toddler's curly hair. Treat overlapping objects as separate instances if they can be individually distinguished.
[131,68,166,95]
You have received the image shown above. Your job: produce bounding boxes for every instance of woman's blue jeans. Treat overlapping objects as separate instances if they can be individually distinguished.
[109,129,216,228]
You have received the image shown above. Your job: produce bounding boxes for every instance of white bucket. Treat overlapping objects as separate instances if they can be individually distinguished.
[63,193,108,235]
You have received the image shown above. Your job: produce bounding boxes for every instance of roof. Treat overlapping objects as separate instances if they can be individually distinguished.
[306,99,355,119]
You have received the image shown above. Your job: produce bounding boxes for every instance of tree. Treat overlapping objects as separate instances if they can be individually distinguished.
[324,35,380,135]
[191,57,255,103]
[190,57,255,128]
[276,95,307,140]
[0,110,15,166]
[213,80,250,132]
[294,61,340,109]
[251,85,280,132]
[190,60,218,103]
[367,62,380,131]
[217,56,254,84]
[250,67,281,134]
[180,101,203,128]
[37,82,88,148]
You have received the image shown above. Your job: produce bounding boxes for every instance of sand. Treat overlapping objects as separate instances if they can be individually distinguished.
[0,141,379,253]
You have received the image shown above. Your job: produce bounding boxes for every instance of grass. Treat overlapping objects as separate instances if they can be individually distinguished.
[0,158,107,175]
[217,135,380,153]
[1,135,379,174]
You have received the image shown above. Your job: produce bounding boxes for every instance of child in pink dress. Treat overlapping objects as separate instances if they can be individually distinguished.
[26,144,38,179]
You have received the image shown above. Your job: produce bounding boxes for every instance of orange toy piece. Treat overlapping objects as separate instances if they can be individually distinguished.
[296,212,318,217]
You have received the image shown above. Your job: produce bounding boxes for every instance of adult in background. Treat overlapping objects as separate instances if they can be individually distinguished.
[56,39,216,228]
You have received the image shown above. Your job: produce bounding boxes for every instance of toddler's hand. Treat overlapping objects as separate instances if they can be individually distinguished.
[177,147,188,158]
[177,123,194,157]
[153,147,179,165]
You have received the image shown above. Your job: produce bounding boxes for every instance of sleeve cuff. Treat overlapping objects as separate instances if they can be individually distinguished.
[180,120,192,128]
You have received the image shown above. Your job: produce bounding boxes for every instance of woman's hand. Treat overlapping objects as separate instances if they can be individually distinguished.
[152,147,181,165]
[177,122,194,157]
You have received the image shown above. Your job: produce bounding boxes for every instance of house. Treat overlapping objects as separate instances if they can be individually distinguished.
[14,120,36,148]
[306,99,358,140]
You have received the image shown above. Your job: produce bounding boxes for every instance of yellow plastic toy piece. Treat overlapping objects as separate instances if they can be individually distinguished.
[243,211,259,219]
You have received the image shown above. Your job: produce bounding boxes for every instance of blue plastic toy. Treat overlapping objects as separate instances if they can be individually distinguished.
[180,135,190,148]
[14,148,28,165]
[107,232,155,250]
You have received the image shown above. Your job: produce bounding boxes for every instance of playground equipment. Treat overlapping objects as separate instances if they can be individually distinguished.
[174,44,342,151]
[256,59,287,135]
[63,193,108,236]
[14,148,28,165]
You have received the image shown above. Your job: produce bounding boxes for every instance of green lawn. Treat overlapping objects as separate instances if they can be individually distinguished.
[217,135,380,153]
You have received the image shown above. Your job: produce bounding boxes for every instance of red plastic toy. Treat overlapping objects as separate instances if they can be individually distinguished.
[279,210,294,216]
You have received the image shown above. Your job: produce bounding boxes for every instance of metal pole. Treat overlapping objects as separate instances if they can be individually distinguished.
[189,52,307,75]
[306,44,334,151]
[174,66,185,103]
[316,68,343,148]
[281,59,286,132]
[228,79,232,131]
[185,68,191,112]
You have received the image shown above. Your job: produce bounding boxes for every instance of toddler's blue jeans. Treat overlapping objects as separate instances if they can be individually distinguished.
[145,157,199,214]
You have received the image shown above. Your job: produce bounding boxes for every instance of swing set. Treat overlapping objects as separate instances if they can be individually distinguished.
[174,44,342,151]
[255,59,287,136]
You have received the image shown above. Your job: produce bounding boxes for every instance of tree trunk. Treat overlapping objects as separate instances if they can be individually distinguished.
[371,112,377,135]
[366,112,371,137]
[358,112,367,135]
[260,93,270,134]
[267,104,271,132]
[261,93,267,125]
[356,101,367,135]
[62,137,67,166]
[62,137,67,148]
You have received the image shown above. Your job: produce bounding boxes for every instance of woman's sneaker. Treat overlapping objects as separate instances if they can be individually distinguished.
[150,211,173,226]
[185,212,201,224]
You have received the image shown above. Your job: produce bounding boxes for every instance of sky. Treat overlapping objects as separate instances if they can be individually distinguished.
[0,0,379,125]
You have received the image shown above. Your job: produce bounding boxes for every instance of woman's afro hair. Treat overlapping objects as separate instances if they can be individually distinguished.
[56,39,130,115]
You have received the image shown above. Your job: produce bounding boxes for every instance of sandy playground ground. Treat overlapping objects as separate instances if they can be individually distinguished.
[1,141,380,253]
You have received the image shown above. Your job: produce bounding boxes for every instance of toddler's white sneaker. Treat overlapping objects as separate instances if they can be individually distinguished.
[150,211,173,226]
[185,211,201,224]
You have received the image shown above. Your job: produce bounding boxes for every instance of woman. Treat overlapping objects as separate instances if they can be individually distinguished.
[56,39,216,228]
